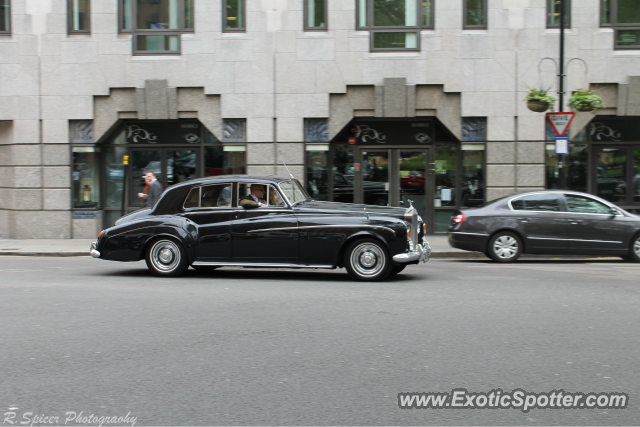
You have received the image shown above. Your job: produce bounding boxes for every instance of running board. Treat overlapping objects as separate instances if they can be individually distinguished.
[192,261,335,269]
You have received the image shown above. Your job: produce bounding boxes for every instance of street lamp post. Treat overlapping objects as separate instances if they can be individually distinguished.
[557,0,566,189]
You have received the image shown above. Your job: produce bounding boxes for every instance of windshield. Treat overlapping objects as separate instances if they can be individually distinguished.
[279,179,310,205]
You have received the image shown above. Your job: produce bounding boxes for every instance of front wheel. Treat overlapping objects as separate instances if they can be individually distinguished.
[627,234,640,263]
[487,231,522,263]
[145,238,189,277]
[344,238,392,281]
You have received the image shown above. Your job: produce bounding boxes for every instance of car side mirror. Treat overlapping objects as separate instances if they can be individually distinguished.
[610,207,621,216]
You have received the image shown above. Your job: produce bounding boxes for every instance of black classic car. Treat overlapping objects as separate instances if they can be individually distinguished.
[448,190,640,263]
[90,176,430,281]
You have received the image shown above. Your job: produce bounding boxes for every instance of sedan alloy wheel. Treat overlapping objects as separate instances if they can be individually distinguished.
[488,232,522,263]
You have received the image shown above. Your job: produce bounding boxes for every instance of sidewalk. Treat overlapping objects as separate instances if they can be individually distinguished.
[0,235,482,258]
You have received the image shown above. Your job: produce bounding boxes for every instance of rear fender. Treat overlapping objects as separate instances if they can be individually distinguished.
[138,225,196,263]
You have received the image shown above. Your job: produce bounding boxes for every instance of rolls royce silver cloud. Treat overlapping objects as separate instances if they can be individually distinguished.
[90,176,430,281]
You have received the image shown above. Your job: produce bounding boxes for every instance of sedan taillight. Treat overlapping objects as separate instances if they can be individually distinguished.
[452,214,465,224]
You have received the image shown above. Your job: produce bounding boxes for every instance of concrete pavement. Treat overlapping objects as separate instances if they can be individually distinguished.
[0,235,481,258]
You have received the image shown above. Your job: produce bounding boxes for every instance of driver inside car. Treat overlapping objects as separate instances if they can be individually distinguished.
[239,184,267,209]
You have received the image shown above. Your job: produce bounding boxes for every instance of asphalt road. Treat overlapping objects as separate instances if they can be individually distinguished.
[1,256,639,426]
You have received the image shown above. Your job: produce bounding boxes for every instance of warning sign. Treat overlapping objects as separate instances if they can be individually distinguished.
[546,112,576,137]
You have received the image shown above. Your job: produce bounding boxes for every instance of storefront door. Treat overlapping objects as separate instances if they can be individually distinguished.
[357,147,434,228]
[129,148,199,208]
[593,145,640,206]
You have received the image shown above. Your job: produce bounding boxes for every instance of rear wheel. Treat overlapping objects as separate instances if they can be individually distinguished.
[389,265,406,275]
[145,238,189,277]
[344,238,392,281]
[487,231,522,263]
[627,235,640,263]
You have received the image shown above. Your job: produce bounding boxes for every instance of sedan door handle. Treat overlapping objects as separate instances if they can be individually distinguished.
[568,219,582,224]
[517,218,530,223]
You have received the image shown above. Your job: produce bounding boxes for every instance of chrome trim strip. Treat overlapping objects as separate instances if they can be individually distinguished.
[527,237,623,243]
[246,224,396,234]
[192,261,334,269]
[182,209,235,214]
[452,232,490,236]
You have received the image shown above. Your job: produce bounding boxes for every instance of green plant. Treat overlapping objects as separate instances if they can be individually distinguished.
[568,89,605,113]
[524,88,557,106]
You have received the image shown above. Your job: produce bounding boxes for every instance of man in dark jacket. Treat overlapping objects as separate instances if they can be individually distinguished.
[139,171,163,208]
[239,184,267,209]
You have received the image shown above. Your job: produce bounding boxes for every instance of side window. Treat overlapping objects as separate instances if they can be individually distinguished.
[183,184,232,209]
[238,183,286,208]
[511,194,560,212]
[267,185,286,207]
[564,194,612,214]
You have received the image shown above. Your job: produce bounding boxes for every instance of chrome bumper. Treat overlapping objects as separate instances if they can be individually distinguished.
[90,242,101,258]
[393,240,431,264]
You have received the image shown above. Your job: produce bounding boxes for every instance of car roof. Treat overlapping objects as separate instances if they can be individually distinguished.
[173,175,295,188]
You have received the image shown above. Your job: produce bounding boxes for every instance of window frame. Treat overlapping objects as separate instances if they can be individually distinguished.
[546,0,571,29]
[304,0,328,31]
[183,183,234,210]
[463,0,487,30]
[67,0,91,34]
[600,0,640,50]
[119,0,194,55]
[0,0,10,35]
[356,0,433,51]
[223,0,246,33]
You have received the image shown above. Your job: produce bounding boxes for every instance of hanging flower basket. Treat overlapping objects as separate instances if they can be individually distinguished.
[568,89,605,114]
[527,100,550,112]
[524,89,556,113]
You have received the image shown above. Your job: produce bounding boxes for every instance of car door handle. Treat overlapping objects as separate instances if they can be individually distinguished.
[517,218,530,223]
[568,219,582,224]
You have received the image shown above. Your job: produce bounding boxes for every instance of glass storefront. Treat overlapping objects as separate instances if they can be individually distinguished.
[72,147,100,209]
[545,118,640,209]
[321,118,486,234]
[96,120,245,228]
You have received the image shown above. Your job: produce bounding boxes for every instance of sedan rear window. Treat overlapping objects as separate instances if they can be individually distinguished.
[510,194,560,212]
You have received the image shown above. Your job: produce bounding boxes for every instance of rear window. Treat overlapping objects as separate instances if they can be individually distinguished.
[183,184,232,209]
[510,194,560,212]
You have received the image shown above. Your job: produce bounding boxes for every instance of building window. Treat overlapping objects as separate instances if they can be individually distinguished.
[601,0,640,49]
[223,119,246,143]
[0,0,10,34]
[461,117,486,142]
[68,0,90,34]
[357,0,434,51]
[223,0,245,32]
[463,0,486,29]
[120,0,194,54]
[547,0,570,28]
[305,0,327,30]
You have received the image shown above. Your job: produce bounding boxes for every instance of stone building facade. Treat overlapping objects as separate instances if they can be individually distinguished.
[0,0,639,238]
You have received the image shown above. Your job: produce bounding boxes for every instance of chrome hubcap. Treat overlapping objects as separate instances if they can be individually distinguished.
[634,238,640,257]
[351,243,385,276]
[493,236,518,259]
[150,240,181,272]
[360,251,376,267]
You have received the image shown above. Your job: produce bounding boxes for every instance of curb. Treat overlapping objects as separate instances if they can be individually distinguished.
[0,252,91,257]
